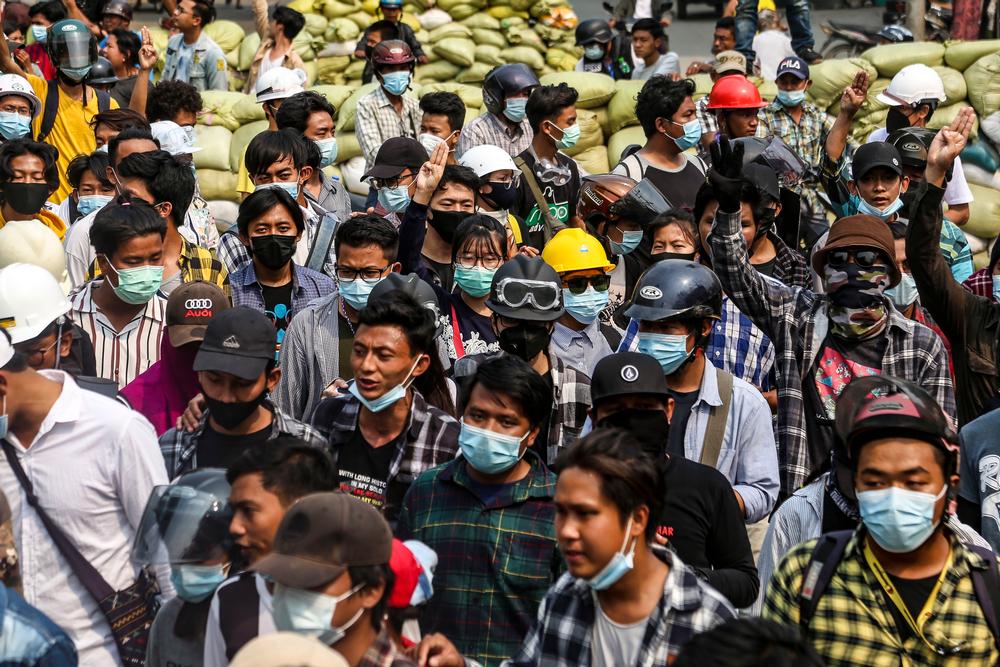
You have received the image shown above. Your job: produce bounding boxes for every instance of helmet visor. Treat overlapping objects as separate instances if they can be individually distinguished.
[51,30,95,69]
[130,485,234,566]
[754,138,807,189]
[609,178,671,227]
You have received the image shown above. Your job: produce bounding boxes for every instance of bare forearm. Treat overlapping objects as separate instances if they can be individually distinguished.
[824,111,854,164]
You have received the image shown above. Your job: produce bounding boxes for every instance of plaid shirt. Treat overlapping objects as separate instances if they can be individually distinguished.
[230,262,335,317]
[771,232,811,288]
[456,113,533,160]
[356,87,422,174]
[764,530,1000,666]
[545,356,592,465]
[158,400,326,478]
[756,100,833,171]
[710,209,956,494]
[396,452,559,667]
[963,267,994,302]
[357,628,417,667]
[695,95,718,134]
[87,239,230,297]
[505,547,735,667]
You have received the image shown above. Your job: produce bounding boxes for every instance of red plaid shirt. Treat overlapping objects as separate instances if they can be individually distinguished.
[962,268,995,302]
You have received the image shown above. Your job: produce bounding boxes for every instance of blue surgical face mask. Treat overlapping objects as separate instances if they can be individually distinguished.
[381,71,411,96]
[256,180,300,199]
[171,564,228,603]
[315,137,338,168]
[272,583,364,645]
[0,112,31,140]
[503,97,528,123]
[584,44,605,60]
[347,355,423,413]
[637,331,692,375]
[548,121,580,151]
[563,286,609,324]
[31,25,47,43]
[458,419,527,475]
[857,484,947,553]
[885,272,918,309]
[105,262,164,305]
[609,230,643,256]
[378,184,411,213]
[854,194,904,221]
[776,89,806,107]
[76,194,112,217]
[453,265,496,298]
[338,276,382,311]
[992,275,1000,303]
[668,119,702,151]
[587,516,637,590]
[0,396,7,439]
[60,65,92,82]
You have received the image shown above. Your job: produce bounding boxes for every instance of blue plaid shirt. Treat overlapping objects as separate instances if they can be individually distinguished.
[230,262,335,320]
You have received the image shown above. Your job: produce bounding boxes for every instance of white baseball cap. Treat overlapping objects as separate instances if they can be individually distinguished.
[150,120,202,156]
[255,67,308,104]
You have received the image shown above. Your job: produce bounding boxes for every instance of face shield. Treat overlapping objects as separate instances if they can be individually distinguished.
[608,178,671,228]
[130,483,234,566]
[50,28,97,71]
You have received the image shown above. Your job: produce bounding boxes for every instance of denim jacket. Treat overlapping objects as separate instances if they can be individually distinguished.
[0,585,78,666]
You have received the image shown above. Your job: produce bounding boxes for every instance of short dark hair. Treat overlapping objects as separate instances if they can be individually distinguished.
[367,19,399,41]
[526,83,579,134]
[90,195,166,257]
[274,91,336,134]
[459,355,550,428]
[117,150,195,227]
[190,0,216,25]
[554,428,666,540]
[673,618,824,667]
[334,214,399,261]
[271,5,305,39]
[245,129,310,178]
[420,91,466,133]
[716,16,736,33]
[692,179,769,228]
[3,19,22,36]
[226,436,339,505]
[636,77,695,137]
[631,17,663,39]
[433,164,479,204]
[649,208,697,247]
[146,81,203,123]
[237,187,305,236]
[0,139,59,193]
[109,28,140,67]
[91,107,150,133]
[452,213,507,264]
[108,128,158,165]
[358,291,435,357]
[67,151,112,190]
[28,1,66,23]
[348,564,394,632]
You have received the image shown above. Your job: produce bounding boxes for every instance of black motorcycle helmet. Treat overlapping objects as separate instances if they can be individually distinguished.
[624,260,722,322]
[46,19,98,72]
[486,254,565,322]
[86,57,118,86]
[609,178,671,228]
[482,63,540,117]
[575,18,613,46]
[369,272,443,335]
[886,126,938,169]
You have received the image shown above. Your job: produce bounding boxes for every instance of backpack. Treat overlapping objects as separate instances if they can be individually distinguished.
[37,82,111,143]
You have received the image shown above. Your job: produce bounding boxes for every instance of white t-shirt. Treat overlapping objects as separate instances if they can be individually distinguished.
[633,52,681,80]
[259,51,284,76]
[866,127,974,206]
[591,594,649,667]
[633,0,653,19]
[753,30,795,81]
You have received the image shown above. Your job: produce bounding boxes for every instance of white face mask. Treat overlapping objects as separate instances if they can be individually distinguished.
[271,583,364,645]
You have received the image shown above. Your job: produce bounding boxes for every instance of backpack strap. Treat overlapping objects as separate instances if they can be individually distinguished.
[96,89,111,113]
[217,573,263,661]
[513,155,565,245]
[798,530,854,631]
[699,366,733,469]
[306,211,337,274]
[966,543,1000,650]
[37,80,59,142]
[619,153,643,181]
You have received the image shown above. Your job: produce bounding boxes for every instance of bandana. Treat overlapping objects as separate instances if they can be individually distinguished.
[823,263,890,340]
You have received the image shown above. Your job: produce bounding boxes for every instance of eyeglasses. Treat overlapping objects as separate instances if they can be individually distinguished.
[564,274,611,294]
[16,337,58,366]
[488,173,521,188]
[494,277,561,311]
[335,263,392,283]
[455,253,503,270]
[827,249,883,269]
[370,172,415,190]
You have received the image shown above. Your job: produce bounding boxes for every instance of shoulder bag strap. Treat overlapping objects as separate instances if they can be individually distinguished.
[967,544,1000,649]
[37,80,59,142]
[217,573,263,661]
[1,439,115,601]
[513,156,564,244]
[798,530,854,631]
[699,366,734,469]
[306,211,337,274]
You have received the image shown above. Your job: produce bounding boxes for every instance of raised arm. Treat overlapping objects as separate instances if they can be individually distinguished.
[824,70,869,165]
[63,0,102,37]
[252,0,269,39]
[399,142,447,282]
[128,27,157,115]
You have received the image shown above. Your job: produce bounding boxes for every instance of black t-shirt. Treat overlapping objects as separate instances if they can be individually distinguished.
[666,388,700,458]
[514,149,581,250]
[337,309,355,382]
[422,255,455,293]
[615,153,706,211]
[439,291,499,361]
[820,486,860,534]
[529,372,555,466]
[885,573,940,642]
[754,257,777,277]
[338,427,408,519]
[197,423,272,469]
[261,281,294,359]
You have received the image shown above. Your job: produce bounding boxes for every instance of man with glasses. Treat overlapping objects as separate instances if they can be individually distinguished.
[363,136,426,219]
[707,140,955,499]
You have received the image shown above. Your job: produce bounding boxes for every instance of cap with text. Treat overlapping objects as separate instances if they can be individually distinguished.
[776,56,809,80]
[165,281,230,348]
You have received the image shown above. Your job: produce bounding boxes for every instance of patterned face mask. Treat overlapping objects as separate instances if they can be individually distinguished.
[823,261,890,339]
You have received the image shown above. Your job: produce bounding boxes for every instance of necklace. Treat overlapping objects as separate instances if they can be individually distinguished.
[340,298,356,336]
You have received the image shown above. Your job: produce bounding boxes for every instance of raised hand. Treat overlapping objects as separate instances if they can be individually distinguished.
[926,106,974,186]
[708,139,745,213]
[839,69,869,117]
[413,140,449,204]
[138,26,158,72]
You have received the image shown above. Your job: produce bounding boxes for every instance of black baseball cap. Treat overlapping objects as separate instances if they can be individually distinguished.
[363,137,428,180]
[852,142,903,180]
[591,352,670,403]
[193,307,276,380]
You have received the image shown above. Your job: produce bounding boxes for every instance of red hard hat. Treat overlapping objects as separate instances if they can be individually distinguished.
[372,39,415,66]
[706,76,767,110]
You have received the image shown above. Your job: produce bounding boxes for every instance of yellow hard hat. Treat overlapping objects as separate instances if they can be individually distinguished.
[757,0,776,12]
[542,228,616,274]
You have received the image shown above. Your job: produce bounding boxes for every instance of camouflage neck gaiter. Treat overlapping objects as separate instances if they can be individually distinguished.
[823,262,890,340]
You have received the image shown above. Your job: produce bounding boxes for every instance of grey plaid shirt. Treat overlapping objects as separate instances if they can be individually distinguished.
[504,547,735,667]
[158,401,326,479]
[546,355,592,466]
[709,209,956,494]
[456,113,533,160]
[355,87,422,174]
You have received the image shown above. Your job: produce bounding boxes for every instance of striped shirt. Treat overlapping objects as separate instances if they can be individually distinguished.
[68,281,167,389]
[456,113,533,160]
[355,87,422,174]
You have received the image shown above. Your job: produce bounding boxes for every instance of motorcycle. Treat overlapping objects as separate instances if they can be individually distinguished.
[819,0,952,59]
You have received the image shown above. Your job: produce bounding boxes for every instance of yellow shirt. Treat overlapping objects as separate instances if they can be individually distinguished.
[0,208,67,240]
[28,75,119,203]
[236,146,253,196]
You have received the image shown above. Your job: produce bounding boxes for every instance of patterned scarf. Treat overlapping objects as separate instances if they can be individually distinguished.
[823,262,890,340]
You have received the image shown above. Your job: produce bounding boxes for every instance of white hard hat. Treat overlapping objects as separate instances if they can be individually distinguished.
[876,64,947,107]
[0,74,41,120]
[0,263,71,344]
[230,633,348,667]
[150,120,202,156]
[458,144,518,178]
[255,68,307,104]
[0,220,71,295]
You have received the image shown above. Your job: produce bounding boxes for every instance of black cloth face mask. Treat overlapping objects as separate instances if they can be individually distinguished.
[428,209,469,245]
[498,323,551,362]
[205,389,267,429]
[250,234,297,270]
[597,408,670,458]
[2,182,50,216]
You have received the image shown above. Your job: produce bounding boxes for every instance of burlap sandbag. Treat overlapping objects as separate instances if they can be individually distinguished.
[198,91,247,131]
[607,126,647,167]
[540,71,616,109]
[475,44,504,66]
[944,39,1000,72]
[229,120,269,173]
[606,79,645,134]
[573,145,610,174]
[204,20,246,53]
[456,62,494,83]
[233,95,266,125]
[964,53,1000,118]
[323,0,360,18]
[193,125,233,171]
[807,58,878,111]
[962,182,1000,239]
[336,83,379,132]
[304,13,328,37]
[420,82,483,108]
[499,46,544,72]
[238,33,261,71]
[860,42,945,78]
[418,8,453,30]
[415,61,462,82]
[927,102,980,138]
[335,132,362,163]
[311,84,357,113]
[316,56,352,84]
[932,66,968,105]
[344,59,366,80]
[460,13,501,30]
[433,38,476,67]
[197,169,240,203]
[472,28,507,49]
[428,22,473,42]
[449,4,479,20]
[325,17,361,43]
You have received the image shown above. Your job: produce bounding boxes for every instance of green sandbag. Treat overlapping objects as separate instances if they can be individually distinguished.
[192,125,233,171]
[325,17,361,43]
[510,0,533,11]
[428,22,472,42]
[434,38,476,67]
[504,26,545,53]
[437,0,484,11]
[449,4,479,20]
[962,182,1000,239]
[225,46,239,69]
[944,39,1000,72]
[456,62,493,83]
[336,83,379,133]
[229,120,269,172]
[964,53,1000,118]
[539,72,615,109]
[748,76,777,102]
[593,106,611,136]
[415,61,462,82]
[499,46,544,72]
[335,132,362,162]
[304,13,328,37]
[545,47,569,68]
[563,109,603,157]
[303,59,318,87]
[860,42,945,78]
[606,79,645,134]
[849,109,889,144]
[420,82,483,107]
[472,28,507,49]
[204,21,246,54]
[292,30,316,61]
[573,145,610,174]
[323,0,360,18]
[198,91,247,131]
[927,102,980,137]
[607,126,646,167]
[691,73,713,99]
[238,33,261,71]
[418,8,452,30]
[933,66,967,105]
[344,59,366,80]
[807,57,877,111]
[460,13,500,30]
[233,95,266,125]
[345,10,373,29]
[316,56,352,84]
[197,169,240,203]
[475,44,504,66]
[311,84,357,112]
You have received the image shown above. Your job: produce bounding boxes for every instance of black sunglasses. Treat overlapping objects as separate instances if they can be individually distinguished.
[564,274,611,295]
[827,249,882,269]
